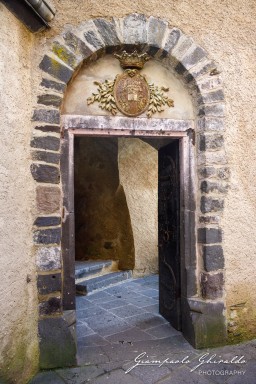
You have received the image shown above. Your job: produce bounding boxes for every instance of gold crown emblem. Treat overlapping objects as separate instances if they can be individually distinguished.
[114,50,150,69]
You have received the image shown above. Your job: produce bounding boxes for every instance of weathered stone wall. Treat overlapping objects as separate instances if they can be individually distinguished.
[0,5,39,383]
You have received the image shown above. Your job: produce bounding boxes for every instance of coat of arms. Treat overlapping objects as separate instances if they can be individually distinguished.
[87,50,174,118]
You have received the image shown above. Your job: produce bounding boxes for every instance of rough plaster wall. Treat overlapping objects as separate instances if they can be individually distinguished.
[0,5,39,383]
[118,139,158,276]
[36,0,256,339]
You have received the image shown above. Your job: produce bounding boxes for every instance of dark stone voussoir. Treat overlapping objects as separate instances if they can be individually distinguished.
[31,136,60,151]
[34,216,61,227]
[31,163,60,184]
[38,317,76,369]
[146,16,168,56]
[201,272,224,299]
[34,228,61,245]
[198,227,222,244]
[198,117,225,132]
[201,180,228,194]
[52,42,78,69]
[32,109,60,125]
[185,60,216,83]
[37,94,63,108]
[201,196,224,213]
[217,167,231,180]
[199,133,224,151]
[41,78,66,93]
[63,31,93,58]
[37,273,62,295]
[39,297,62,316]
[202,245,224,272]
[199,89,225,105]
[32,150,60,165]
[93,18,121,52]
[176,45,207,74]
[39,55,74,84]
[161,28,181,58]
[198,104,225,117]
[199,216,220,225]
[198,166,216,179]
[123,13,147,46]
[34,125,60,133]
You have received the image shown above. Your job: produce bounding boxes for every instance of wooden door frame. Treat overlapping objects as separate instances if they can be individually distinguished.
[60,114,197,345]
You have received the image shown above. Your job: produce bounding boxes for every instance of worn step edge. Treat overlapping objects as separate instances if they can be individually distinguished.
[75,260,113,280]
[76,271,132,295]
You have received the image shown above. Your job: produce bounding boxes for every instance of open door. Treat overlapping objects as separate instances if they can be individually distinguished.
[158,140,181,330]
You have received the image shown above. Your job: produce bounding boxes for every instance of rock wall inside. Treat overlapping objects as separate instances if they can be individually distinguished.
[0,5,38,383]
[118,138,158,276]
[74,137,135,270]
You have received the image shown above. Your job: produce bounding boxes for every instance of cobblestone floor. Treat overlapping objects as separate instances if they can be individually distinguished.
[30,275,256,384]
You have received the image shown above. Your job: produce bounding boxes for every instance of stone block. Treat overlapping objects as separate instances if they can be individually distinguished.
[31,163,60,183]
[197,117,225,132]
[39,297,62,316]
[199,134,224,151]
[36,246,61,271]
[202,245,224,272]
[176,45,207,73]
[198,228,222,244]
[185,59,216,82]
[34,125,60,133]
[171,34,194,63]
[34,228,61,245]
[198,166,216,179]
[199,216,220,224]
[31,136,60,151]
[34,216,61,227]
[41,78,66,93]
[37,273,62,295]
[200,272,224,299]
[36,186,61,214]
[63,31,93,58]
[188,298,227,348]
[38,317,76,369]
[31,150,60,165]
[83,21,105,52]
[37,94,62,108]
[200,196,224,213]
[52,42,78,69]
[201,180,228,193]
[217,167,231,180]
[39,55,74,83]
[161,28,181,58]
[93,18,121,51]
[123,13,147,46]
[146,16,168,55]
[198,104,225,117]
[199,89,225,105]
[197,76,223,92]
[32,109,60,124]
[198,151,227,165]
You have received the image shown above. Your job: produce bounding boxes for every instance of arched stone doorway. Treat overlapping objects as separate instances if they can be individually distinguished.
[31,14,228,368]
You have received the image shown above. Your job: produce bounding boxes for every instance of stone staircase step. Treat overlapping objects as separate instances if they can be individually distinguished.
[75,260,113,281]
[76,271,132,295]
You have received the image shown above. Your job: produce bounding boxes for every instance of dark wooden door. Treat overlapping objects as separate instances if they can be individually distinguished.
[158,140,181,330]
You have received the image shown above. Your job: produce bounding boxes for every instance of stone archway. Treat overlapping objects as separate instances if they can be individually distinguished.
[31,14,228,368]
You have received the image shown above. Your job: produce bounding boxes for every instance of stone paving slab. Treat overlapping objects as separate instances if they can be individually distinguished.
[29,275,256,384]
